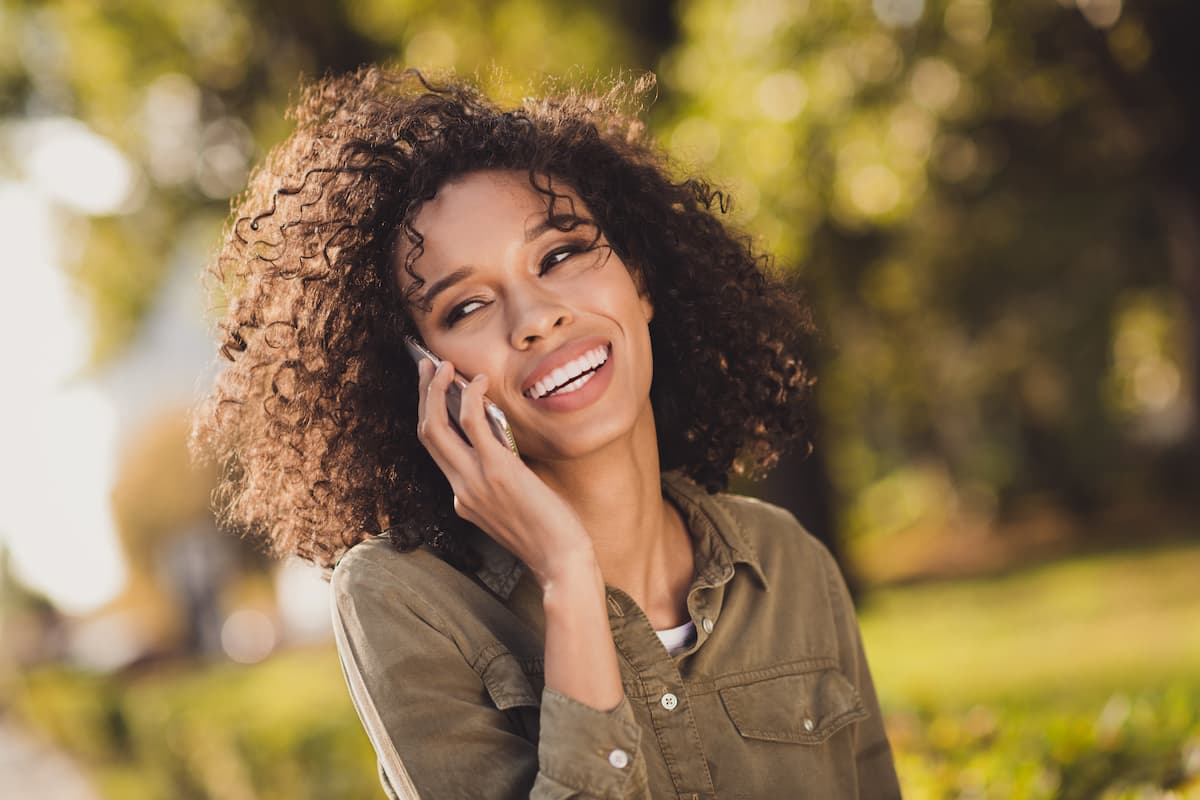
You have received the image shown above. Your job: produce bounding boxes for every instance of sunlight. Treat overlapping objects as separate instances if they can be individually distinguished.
[0,182,126,614]
[19,118,138,215]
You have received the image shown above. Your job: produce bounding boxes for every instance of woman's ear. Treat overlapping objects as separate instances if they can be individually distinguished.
[629,265,653,322]
[639,291,654,323]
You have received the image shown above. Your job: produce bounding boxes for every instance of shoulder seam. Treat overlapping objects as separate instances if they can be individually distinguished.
[332,548,455,638]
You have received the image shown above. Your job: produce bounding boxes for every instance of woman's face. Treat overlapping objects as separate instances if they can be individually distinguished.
[397,169,656,462]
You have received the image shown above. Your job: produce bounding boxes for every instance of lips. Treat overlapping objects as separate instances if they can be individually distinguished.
[520,336,612,398]
[526,346,609,399]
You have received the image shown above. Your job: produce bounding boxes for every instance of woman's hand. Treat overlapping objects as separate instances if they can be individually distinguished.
[416,359,595,588]
[417,358,625,713]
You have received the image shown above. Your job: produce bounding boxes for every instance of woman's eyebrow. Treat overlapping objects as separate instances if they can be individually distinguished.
[524,214,594,242]
[418,265,475,309]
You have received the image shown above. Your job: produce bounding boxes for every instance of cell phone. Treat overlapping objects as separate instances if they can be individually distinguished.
[404,336,520,457]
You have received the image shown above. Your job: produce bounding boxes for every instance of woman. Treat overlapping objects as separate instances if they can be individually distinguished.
[195,66,900,798]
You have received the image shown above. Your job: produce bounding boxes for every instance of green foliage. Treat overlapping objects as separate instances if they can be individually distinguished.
[859,543,1200,799]
[859,544,1200,703]
[12,545,1200,798]
[16,654,1200,800]
[0,0,643,362]
[14,648,378,800]
[5,0,1196,536]
[660,0,1199,534]
[888,684,1200,799]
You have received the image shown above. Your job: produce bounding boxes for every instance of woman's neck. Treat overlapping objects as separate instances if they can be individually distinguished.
[529,405,695,628]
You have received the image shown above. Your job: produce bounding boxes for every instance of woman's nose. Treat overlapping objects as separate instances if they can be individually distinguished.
[508,286,572,349]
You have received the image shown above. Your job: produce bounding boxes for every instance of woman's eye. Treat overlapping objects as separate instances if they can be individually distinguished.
[539,246,582,274]
[445,299,486,326]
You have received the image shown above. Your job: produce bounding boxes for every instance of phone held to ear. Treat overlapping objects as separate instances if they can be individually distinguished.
[405,337,521,457]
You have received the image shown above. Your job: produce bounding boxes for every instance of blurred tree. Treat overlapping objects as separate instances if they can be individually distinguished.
[4,0,1196,571]
[660,0,1199,554]
[0,0,660,361]
[110,409,268,655]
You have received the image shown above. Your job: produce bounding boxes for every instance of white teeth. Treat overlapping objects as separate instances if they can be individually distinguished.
[527,344,611,399]
[556,371,595,396]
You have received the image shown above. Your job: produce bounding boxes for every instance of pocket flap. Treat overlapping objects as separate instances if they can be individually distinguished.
[719,668,868,744]
[480,650,542,711]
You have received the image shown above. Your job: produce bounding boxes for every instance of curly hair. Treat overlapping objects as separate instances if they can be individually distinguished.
[193,66,817,572]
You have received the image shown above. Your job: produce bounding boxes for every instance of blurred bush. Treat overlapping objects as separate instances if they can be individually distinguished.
[14,648,377,799]
[16,666,1199,799]
[14,543,1200,798]
[859,542,1200,799]
[888,684,1200,799]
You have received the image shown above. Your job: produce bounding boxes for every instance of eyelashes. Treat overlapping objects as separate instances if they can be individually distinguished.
[538,244,585,274]
[440,241,601,328]
[444,299,486,326]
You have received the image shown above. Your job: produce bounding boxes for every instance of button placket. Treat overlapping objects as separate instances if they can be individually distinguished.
[608,584,716,797]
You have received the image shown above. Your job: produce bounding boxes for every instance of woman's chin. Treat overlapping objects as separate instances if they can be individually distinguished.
[516,413,644,465]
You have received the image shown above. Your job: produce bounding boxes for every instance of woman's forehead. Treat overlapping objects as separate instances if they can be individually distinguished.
[394,170,592,287]
[421,171,552,227]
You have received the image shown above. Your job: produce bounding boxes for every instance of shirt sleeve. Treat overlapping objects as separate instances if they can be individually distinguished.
[331,556,651,800]
[815,544,903,799]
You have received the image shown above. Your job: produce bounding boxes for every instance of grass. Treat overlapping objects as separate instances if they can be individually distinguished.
[12,647,379,799]
[859,543,1200,799]
[9,543,1200,798]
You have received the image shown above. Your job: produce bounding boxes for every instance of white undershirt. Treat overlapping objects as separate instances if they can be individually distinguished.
[654,619,697,656]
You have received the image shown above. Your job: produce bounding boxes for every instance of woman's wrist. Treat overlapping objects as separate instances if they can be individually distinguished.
[532,537,601,593]
[541,552,624,712]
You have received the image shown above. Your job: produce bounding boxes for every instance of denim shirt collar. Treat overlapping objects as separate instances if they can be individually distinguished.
[466,470,770,600]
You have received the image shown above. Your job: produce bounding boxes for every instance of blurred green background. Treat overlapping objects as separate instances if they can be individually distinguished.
[1,0,1197,797]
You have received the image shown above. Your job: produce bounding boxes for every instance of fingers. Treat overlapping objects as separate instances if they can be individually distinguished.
[416,358,520,530]
[415,357,433,422]
[452,375,514,528]
[416,359,474,478]
[424,360,453,433]
[457,373,489,446]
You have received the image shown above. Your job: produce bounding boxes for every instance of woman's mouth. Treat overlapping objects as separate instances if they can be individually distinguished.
[524,344,610,400]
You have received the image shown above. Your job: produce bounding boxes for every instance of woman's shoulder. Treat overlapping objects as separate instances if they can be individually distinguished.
[333,537,452,590]
[330,537,479,627]
[713,491,840,578]
[708,490,811,536]
[664,471,834,570]
[330,535,538,653]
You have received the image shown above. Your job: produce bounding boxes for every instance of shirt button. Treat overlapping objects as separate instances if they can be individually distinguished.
[803,718,815,732]
[608,748,629,769]
[701,616,714,634]
[660,692,679,710]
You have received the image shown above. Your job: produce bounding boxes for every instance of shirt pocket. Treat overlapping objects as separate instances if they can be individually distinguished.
[717,660,868,745]
[478,646,544,744]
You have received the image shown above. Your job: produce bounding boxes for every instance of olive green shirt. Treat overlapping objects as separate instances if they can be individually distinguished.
[331,471,900,799]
